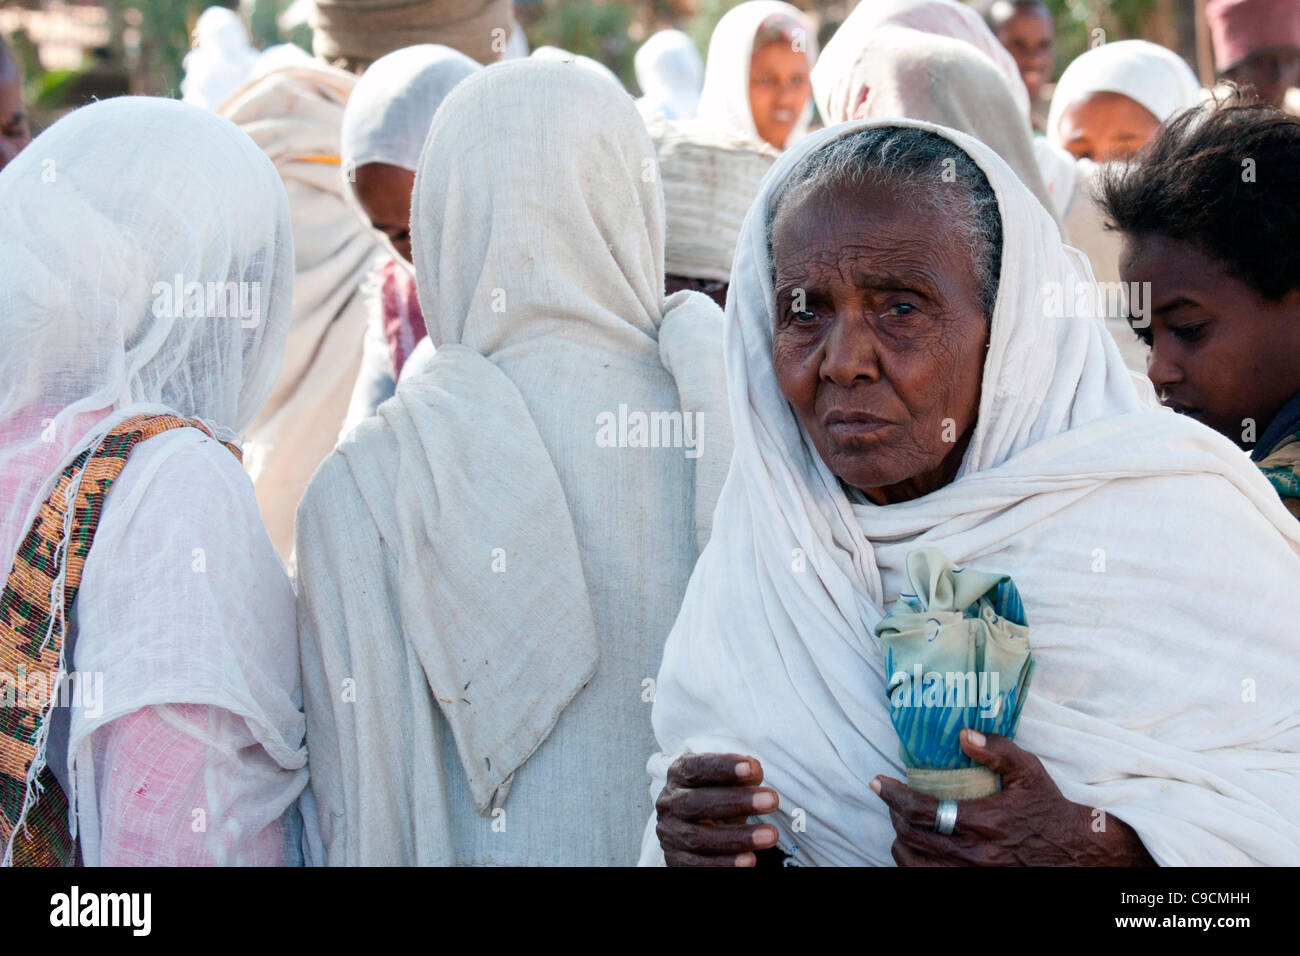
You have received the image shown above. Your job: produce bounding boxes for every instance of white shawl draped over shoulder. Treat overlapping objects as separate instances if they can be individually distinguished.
[295,60,731,865]
[641,118,1300,867]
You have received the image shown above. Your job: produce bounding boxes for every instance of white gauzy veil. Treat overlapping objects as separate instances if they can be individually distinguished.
[0,96,294,577]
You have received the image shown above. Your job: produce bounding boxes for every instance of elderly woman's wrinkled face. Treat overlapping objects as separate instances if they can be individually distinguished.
[353,161,416,262]
[771,180,989,505]
[1057,91,1160,162]
[749,39,810,150]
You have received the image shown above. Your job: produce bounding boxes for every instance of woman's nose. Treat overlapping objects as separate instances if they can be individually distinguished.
[820,317,880,386]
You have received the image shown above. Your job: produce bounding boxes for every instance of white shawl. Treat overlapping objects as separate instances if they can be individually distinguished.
[295,60,730,865]
[0,97,304,865]
[635,29,705,122]
[1047,40,1204,150]
[641,118,1300,867]
[812,25,1056,221]
[813,0,1030,126]
[697,1,819,150]
[221,63,378,563]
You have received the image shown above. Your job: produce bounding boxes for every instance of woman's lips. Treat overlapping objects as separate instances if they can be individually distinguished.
[825,411,891,437]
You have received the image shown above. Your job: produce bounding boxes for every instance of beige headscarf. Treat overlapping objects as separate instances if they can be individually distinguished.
[310,0,511,71]
[814,25,1057,221]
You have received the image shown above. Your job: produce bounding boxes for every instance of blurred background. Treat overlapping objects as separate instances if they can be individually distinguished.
[0,0,1208,133]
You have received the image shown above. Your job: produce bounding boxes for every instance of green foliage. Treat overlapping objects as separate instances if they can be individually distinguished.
[529,0,637,85]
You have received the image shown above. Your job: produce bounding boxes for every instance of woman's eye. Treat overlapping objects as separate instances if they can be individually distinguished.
[883,302,919,319]
[792,309,818,323]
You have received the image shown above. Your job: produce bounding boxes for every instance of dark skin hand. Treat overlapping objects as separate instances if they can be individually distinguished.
[656,753,781,866]
[872,729,1155,866]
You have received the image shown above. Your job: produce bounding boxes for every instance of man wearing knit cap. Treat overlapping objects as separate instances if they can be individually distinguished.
[1206,0,1300,110]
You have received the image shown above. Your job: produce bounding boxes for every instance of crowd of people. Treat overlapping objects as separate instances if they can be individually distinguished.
[1,0,1298,867]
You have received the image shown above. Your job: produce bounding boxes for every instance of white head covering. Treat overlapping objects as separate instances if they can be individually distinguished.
[0,97,299,865]
[341,44,482,176]
[815,25,1056,219]
[296,60,731,863]
[640,118,1300,866]
[635,29,706,121]
[181,6,260,111]
[697,1,819,150]
[0,96,294,574]
[1047,39,1204,149]
[814,0,1030,125]
[530,45,622,86]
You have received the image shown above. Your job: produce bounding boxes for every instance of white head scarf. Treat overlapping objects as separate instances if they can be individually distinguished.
[529,45,622,86]
[815,25,1056,220]
[1047,39,1204,150]
[814,0,1030,125]
[635,29,706,121]
[339,44,481,272]
[341,44,482,176]
[697,1,819,150]
[181,6,260,111]
[0,96,294,576]
[641,118,1300,866]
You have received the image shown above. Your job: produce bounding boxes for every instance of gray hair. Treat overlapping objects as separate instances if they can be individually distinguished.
[766,126,1003,322]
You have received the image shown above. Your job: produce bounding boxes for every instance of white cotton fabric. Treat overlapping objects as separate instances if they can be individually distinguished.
[0,96,305,865]
[181,6,260,111]
[295,59,732,865]
[813,25,1056,222]
[813,0,1029,128]
[640,118,1300,867]
[530,45,622,85]
[221,63,379,563]
[635,29,705,121]
[341,43,481,178]
[697,1,819,150]
[1047,40,1204,150]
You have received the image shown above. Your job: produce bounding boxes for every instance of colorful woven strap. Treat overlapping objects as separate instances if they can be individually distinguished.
[0,414,240,866]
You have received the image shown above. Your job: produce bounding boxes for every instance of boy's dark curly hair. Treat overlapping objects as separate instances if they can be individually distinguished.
[1097,94,1300,302]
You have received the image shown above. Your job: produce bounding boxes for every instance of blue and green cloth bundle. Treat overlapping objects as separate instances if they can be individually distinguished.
[874,548,1035,801]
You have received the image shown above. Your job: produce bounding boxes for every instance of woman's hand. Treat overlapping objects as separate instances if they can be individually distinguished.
[871,729,1156,866]
[655,753,782,866]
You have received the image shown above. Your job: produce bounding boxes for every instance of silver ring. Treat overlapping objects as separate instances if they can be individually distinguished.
[934,800,958,835]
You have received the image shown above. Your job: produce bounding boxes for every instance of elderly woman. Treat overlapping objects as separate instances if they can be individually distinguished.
[642,118,1300,866]
[1100,102,1300,518]
[294,60,731,865]
[337,44,480,431]
[0,97,305,866]
[1048,40,1203,162]
[698,1,817,151]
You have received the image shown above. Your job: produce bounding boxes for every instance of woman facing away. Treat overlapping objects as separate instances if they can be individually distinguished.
[697,1,818,152]
[643,119,1300,866]
[1100,100,1300,519]
[293,59,732,865]
[0,97,307,866]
